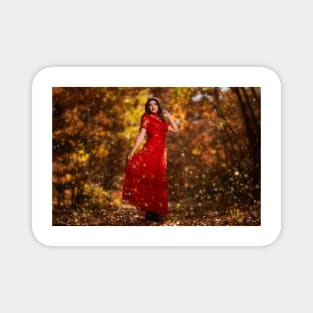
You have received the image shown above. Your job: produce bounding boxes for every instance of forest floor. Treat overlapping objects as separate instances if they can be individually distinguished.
[53,194,261,226]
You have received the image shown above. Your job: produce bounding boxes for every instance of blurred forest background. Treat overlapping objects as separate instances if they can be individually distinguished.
[52,87,260,226]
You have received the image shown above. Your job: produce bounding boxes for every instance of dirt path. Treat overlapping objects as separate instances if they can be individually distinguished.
[53,200,260,226]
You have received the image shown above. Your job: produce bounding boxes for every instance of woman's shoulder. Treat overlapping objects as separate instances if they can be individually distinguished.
[140,113,150,123]
[142,113,150,119]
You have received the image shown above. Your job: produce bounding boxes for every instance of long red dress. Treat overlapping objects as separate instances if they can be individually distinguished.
[122,112,170,216]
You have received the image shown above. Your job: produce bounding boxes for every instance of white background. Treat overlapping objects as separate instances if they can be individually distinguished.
[0,0,310,312]
[32,67,281,247]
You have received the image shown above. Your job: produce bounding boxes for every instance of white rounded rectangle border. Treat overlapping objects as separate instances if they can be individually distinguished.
[32,66,281,246]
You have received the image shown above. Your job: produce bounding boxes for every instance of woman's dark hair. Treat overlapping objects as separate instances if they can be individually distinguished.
[144,97,166,121]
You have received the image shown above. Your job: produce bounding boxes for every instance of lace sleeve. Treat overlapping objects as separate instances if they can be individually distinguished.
[140,114,150,130]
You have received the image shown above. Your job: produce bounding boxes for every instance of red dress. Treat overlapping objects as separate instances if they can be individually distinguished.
[122,113,170,216]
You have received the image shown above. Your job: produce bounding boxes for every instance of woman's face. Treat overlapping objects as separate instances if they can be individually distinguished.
[148,100,159,113]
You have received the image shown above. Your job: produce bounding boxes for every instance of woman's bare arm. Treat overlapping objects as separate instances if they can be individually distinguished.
[163,111,179,132]
[127,128,147,160]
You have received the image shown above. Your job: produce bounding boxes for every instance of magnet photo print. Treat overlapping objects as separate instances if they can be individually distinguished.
[32,67,281,246]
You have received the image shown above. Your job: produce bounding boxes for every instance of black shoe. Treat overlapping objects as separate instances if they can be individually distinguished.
[145,211,154,221]
[145,211,162,222]
[151,212,162,222]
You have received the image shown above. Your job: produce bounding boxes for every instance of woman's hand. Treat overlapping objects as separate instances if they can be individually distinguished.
[127,150,135,160]
[162,109,170,118]
[127,128,146,162]
[163,109,179,133]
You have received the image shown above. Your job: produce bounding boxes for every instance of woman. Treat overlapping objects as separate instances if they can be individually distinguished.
[122,97,179,222]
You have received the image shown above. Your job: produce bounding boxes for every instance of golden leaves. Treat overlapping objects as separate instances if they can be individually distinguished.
[78,152,90,163]
[94,145,109,158]
[192,147,201,155]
